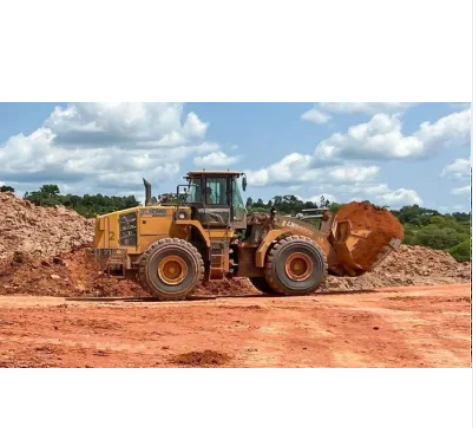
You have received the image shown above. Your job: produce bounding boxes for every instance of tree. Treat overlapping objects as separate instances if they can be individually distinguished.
[246,197,253,207]
[0,185,14,192]
[40,184,60,196]
[25,184,139,217]
[319,196,330,208]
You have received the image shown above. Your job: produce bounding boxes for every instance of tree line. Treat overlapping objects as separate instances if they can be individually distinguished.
[12,184,140,218]
[1,185,470,262]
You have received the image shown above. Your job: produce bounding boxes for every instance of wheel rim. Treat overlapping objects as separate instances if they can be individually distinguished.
[158,255,188,285]
[285,252,313,281]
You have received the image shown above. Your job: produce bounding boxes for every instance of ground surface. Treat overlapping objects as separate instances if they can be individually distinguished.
[0,283,471,368]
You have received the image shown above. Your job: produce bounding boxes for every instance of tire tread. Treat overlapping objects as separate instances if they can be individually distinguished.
[138,238,204,300]
[264,235,328,296]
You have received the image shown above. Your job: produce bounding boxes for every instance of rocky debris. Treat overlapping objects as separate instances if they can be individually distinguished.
[323,245,471,292]
[0,192,94,264]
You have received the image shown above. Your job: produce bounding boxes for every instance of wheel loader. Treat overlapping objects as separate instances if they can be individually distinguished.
[91,170,404,300]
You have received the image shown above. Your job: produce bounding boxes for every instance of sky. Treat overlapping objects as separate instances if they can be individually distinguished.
[0,102,471,212]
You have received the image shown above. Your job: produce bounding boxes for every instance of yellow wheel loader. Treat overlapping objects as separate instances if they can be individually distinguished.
[92,170,404,300]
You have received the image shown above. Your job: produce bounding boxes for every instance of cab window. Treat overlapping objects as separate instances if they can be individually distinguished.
[205,177,228,205]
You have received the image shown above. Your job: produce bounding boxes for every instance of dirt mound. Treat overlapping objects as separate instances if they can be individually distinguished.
[170,350,231,367]
[333,202,404,271]
[0,247,148,297]
[195,277,256,296]
[0,192,94,264]
[324,245,471,291]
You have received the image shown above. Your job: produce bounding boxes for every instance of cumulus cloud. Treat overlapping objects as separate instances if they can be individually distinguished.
[193,151,240,167]
[44,103,208,148]
[302,102,416,124]
[246,152,380,188]
[314,109,471,163]
[245,150,422,208]
[0,103,219,195]
[316,183,422,207]
[367,185,423,207]
[441,158,471,180]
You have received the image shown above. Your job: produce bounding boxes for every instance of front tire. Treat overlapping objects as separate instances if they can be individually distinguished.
[138,238,204,301]
[264,235,327,296]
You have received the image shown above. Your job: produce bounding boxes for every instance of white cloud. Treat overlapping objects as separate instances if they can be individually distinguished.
[302,103,415,124]
[370,186,422,207]
[0,103,220,195]
[44,102,208,147]
[451,185,471,195]
[315,109,471,163]
[301,109,331,124]
[317,183,422,207]
[193,151,240,167]
[441,158,471,179]
[246,152,380,187]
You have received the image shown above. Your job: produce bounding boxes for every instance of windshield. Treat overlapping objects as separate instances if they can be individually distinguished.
[188,178,202,203]
[232,178,246,221]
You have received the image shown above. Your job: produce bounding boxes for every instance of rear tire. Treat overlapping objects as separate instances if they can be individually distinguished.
[249,277,276,295]
[138,238,204,301]
[264,235,327,296]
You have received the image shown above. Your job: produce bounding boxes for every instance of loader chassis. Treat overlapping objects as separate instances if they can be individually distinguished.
[93,170,403,300]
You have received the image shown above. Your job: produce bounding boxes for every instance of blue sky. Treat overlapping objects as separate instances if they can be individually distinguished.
[0,102,471,212]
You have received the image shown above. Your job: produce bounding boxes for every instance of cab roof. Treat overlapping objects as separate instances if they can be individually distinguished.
[186,170,242,177]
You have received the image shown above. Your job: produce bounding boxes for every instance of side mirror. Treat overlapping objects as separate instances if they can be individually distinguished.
[242,175,248,192]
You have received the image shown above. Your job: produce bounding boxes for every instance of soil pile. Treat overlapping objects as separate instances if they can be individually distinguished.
[333,202,405,272]
[170,350,231,367]
[0,248,148,297]
[195,277,256,296]
[0,192,94,264]
[324,245,471,291]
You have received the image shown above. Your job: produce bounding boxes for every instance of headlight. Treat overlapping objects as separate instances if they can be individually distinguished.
[178,212,186,220]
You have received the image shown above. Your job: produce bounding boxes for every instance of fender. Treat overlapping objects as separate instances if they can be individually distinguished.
[255,228,294,268]
[175,219,211,247]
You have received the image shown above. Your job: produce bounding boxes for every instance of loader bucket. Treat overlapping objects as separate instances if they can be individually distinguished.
[330,202,404,276]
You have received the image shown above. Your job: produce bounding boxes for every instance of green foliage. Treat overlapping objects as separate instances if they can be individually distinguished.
[399,208,470,262]
[24,185,140,218]
[391,205,440,226]
[0,185,15,192]
[449,238,471,263]
[40,184,60,196]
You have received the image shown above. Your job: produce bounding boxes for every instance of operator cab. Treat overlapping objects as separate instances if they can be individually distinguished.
[185,170,247,229]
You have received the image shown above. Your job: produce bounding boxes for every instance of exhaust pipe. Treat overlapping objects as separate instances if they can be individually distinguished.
[143,178,152,206]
